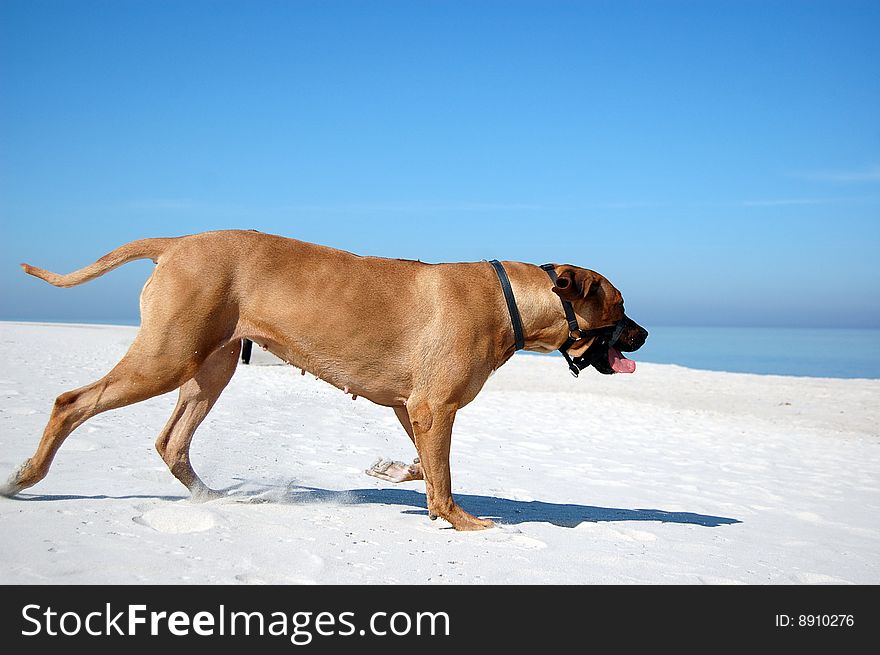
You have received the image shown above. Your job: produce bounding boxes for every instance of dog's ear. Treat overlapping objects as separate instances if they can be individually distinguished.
[552,268,599,301]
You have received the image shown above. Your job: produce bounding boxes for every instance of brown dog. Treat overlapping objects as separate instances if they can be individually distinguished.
[3,230,647,530]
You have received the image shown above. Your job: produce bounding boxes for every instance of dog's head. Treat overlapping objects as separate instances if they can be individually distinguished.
[550,265,648,375]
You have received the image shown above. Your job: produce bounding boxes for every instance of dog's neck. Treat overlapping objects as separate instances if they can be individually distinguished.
[501,262,576,355]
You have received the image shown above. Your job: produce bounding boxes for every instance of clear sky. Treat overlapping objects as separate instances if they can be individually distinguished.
[1,0,878,328]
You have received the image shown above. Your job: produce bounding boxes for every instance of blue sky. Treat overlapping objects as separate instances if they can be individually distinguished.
[1,0,878,327]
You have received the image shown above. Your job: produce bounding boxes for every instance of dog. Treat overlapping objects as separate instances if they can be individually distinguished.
[3,230,647,530]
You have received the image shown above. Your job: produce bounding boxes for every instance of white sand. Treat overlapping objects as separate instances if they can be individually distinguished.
[0,321,877,584]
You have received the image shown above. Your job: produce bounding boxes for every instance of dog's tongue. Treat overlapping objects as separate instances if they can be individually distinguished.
[608,347,636,374]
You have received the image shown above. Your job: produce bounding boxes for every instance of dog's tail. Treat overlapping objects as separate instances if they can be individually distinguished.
[21,237,178,288]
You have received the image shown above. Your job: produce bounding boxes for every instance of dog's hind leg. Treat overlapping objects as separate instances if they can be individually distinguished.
[365,406,424,483]
[154,340,241,501]
[0,334,207,498]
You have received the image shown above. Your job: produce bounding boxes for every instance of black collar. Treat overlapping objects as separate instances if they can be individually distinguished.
[488,260,525,350]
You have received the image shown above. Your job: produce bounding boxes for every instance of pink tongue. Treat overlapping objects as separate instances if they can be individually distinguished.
[608,347,636,374]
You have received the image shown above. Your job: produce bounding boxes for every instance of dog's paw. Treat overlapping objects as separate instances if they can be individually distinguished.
[0,481,21,498]
[365,457,423,483]
[0,460,30,498]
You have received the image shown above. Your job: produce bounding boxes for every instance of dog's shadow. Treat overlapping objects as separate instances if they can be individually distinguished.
[15,484,740,528]
[240,485,741,529]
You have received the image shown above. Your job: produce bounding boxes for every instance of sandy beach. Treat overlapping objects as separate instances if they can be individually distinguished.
[0,321,877,584]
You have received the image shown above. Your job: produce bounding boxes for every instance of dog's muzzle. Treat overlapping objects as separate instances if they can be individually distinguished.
[571,318,648,376]
[566,320,628,377]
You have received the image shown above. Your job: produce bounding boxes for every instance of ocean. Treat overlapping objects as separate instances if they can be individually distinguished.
[630,326,880,379]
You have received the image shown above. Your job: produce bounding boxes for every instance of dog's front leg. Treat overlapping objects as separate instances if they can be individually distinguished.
[406,398,494,531]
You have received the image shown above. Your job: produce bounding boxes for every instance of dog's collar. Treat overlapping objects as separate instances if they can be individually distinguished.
[539,264,626,378]
[488,260,525,351]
